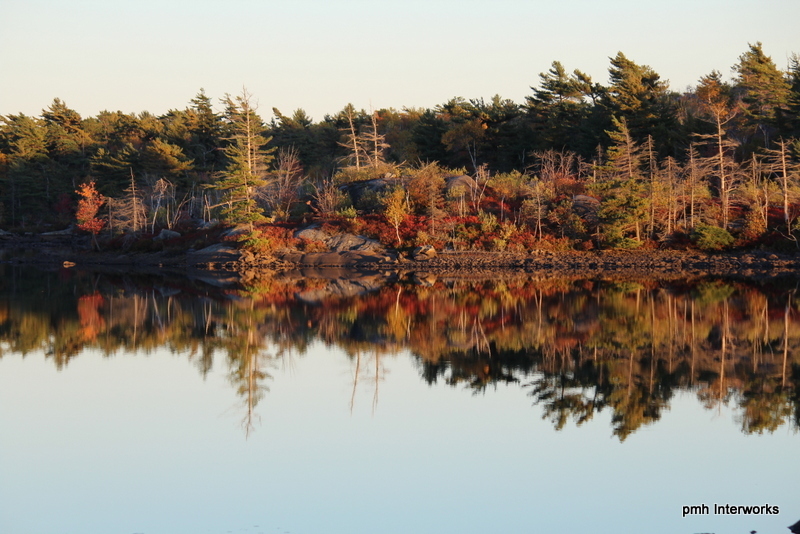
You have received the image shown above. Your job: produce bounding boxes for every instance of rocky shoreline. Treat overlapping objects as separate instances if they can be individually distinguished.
[255,248,800,282]
[3,232,800,283]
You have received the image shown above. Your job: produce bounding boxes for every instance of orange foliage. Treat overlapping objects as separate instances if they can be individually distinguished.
[75,181,106,235]
[77,292,105,342]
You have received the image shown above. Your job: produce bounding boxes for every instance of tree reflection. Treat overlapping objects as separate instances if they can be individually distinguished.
[1,264,800,439]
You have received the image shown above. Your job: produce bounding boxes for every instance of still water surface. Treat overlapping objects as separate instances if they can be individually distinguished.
[0,267,797,534]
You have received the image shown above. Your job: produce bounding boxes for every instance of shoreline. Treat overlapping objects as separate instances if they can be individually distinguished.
[3,234,800,282]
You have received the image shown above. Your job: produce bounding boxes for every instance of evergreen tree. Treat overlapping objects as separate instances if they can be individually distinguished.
[410,108,449,164]
[212,89,274,228]
[733,42,792,146]
[785,54,800,139]
[0,113,49,226]
[41,99,91,194]
[269,107,340,178]
[438,97,488,171]
[160,91,225,185]
[604,52,679,155]
[526,61,596,155]
[186,89,225,179]
[140,137,194,185]
[604,116,643,180]
[480,95,529,172]
[593,116,648,247]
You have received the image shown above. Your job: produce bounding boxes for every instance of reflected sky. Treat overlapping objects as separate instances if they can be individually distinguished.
[1,338,796,534]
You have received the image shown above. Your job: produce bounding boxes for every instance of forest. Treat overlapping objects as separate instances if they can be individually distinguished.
[1,43,800,252]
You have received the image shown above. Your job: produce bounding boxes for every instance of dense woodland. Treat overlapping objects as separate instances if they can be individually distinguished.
[2,43,800,251]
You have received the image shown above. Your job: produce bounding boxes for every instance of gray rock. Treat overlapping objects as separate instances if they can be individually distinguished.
[296,277,385,303]
[187,243,241,264]
[412,245,437,260]
[221,225,250,238]
[572,195,600,224]
[41,226,74,236]
[412,272,437,286]
[198,219,220,229]
[326,233,385,254]
[295,225,330,243]
[154,229,181,241]
[340,178,394,206]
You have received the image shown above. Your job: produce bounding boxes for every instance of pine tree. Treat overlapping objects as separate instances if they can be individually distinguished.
[786,54,800,138]
[211,89,274,229]
[605,116,642,180]
[526,61,594,153]
[593,116,648,246]
[41,99,91,197]
[733,42,792,146]
[604,52,678,154]
[0,113,49,226]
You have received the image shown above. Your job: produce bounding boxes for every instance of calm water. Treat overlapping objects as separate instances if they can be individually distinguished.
[0,266,798,534]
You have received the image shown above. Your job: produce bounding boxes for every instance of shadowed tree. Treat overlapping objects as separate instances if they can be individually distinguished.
[604,52,679,155]
[733,42,792,147]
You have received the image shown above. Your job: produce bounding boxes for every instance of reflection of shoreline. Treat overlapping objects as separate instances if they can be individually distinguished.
[1,267,799,438]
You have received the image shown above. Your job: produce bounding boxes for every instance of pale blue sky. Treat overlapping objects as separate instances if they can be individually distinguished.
[1,0,798,122]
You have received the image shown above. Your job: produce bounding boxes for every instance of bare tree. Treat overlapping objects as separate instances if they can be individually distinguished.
[337,104,367,170]
[764,137,800,235]
[145,177,177,232]
[108,169,146,234]
[683,143,711,230]
[310,176,346,218]
[695,72,741,229]
[258,146,305,220]
[361,111,390,168]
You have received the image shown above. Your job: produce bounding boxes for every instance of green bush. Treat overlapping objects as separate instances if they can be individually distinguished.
[691,223,734,251]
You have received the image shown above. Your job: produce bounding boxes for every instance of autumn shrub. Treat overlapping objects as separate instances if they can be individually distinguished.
[320,217,359,236]
[491,170,529,202]
[407,164,446,216]
[334,163,400,185]
[337,206,358,219]
[491,237,507,251]
[691,223,735,251]
[737,208,766,243]
[508,228,538,252]
[297,238,328,252]
[478,210,498,233]
[353,214,396,247]
[554,177,585,196]
[240,225,300,254]
[443,218,476,251]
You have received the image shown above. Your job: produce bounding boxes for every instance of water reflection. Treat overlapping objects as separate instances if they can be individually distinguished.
[1,264,799,439]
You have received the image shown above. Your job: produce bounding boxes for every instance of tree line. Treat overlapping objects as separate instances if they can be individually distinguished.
[2,43,800,250]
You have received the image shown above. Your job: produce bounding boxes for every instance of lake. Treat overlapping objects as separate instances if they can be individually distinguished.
[0,265,797,534]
